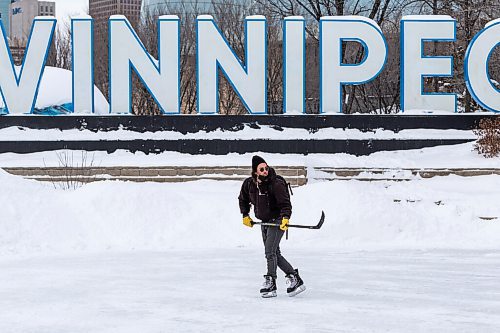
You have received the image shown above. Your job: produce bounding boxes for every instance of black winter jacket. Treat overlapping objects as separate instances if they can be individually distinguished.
[238,167,292,222]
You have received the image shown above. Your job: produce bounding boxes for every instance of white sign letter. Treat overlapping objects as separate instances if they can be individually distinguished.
[72,17,94,113]
[401,15,456,112]
[110,15,180,114]
[320,16,387,113]
[465,20,500,112]
[197,15,267,114]
[283,16,305,114]
[0,18,56,114]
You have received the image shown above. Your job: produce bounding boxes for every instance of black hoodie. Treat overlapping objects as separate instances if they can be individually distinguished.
[238,167,292,222]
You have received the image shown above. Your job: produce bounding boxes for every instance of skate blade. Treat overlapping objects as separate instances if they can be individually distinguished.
[261,290,277,298]
[288,285,306,297]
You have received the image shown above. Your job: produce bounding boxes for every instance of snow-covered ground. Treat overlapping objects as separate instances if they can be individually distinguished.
[0,142,499,169]
[1,142,500,331]
[2,161,500,255]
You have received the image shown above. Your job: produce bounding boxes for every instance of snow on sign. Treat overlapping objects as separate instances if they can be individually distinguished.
[0,14,499,115]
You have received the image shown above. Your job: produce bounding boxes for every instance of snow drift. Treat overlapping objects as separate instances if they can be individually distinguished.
[1,166,500,257]
[0,66,109,114]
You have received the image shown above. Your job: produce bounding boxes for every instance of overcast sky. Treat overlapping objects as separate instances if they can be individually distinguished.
[55,0,88,23]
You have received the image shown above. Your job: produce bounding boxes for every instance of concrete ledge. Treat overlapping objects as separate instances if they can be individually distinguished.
[4,166,500,185]
[3,166,308,186]
[314,168,500,180]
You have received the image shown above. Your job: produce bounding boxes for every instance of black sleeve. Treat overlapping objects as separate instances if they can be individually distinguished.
[273,179,292,219]
[238,178,251,216]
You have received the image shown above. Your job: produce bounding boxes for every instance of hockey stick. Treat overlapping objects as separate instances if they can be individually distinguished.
[251,211,325,229]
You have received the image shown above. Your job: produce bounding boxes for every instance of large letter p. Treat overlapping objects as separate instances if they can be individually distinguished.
[320,16,387,113]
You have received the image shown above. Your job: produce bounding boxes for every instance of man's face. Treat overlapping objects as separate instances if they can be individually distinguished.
[256,162,269,177]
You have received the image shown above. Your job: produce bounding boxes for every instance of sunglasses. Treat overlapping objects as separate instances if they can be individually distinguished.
[259,166,269,172]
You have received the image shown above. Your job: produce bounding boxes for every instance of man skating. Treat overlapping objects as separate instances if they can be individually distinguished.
[238,155,306,298]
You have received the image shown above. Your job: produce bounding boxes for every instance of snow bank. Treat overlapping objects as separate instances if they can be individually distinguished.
[0,126,477,141]
[1,167,500,258]
[0,66,109,114]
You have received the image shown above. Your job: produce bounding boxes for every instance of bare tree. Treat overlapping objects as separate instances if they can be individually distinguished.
[46,19,73,70]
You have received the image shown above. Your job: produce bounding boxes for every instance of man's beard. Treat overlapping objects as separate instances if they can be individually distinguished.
[258,174,267,181]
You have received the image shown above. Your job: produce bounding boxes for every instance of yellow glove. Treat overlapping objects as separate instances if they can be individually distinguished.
[243,216,253,228]
[280,217,289,231]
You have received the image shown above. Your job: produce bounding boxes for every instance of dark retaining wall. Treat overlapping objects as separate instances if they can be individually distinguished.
[0,114,494,132]
[0,139,473,155]
[0,114,489,155]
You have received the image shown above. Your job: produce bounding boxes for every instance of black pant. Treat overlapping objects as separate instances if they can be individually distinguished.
[261,225,295,278]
